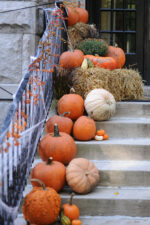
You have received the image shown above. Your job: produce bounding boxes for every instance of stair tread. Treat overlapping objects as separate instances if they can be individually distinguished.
[76,137,150,145]
[97,117,150,123]
[15,214,150,225]
[24,184,150,200]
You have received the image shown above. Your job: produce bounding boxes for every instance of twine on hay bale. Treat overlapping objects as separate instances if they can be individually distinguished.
[71,67,144,101]
[68,22,98,49]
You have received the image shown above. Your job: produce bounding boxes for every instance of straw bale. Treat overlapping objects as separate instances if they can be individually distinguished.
[68,22,98,49]
[71,67,144,101]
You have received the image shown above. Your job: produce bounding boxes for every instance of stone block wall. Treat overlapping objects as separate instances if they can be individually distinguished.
[0,0,55,128]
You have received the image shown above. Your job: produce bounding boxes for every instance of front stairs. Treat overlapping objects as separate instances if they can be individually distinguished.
[15,100,150,225]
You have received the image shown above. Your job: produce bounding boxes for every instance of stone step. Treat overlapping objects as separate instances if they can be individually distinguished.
[96,117,150,138]
[76,138,150,161]
[14,214,150,225]
[113,102,150,118]
[30,158,150,187]
[22,185,150,217]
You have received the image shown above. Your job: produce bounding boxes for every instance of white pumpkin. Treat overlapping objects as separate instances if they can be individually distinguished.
[84,88,116,121]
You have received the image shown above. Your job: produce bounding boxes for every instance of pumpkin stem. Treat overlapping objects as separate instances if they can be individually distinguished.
[61,112,70,117]
[69,192,75,205]
[70,87,76,94]
[47,157,53,165]
[31,178,46,190]
[54,123,60,137]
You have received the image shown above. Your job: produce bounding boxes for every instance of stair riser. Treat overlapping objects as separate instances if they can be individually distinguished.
[96,123,150,138]
[76,144,150,161]
[61,197,150,217]
[114,103,150,118]
[99,170,150,187]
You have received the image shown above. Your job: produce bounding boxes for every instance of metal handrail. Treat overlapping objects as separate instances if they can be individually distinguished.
[0,3,67,224]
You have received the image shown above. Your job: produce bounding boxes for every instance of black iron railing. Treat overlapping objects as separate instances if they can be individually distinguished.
[0,2,67,224]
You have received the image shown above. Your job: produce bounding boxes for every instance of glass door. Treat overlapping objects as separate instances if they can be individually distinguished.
[86,0,144,81]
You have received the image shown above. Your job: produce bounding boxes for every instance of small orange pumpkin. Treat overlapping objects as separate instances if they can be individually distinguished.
[38,124,77,165]
[22,179,61,225]
[84,55,117,70]
[73,116,96,141]
[75,7,88,24]
[60,49,84,69]
[63,193,80,221]
[31,157,66,192]
[106,45,126,68]
[67,7,79,26]
[45,112,73,135]
[57,94,84,120]
[72,219,82,225]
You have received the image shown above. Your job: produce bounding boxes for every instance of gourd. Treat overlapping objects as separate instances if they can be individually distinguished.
[22,179,61,225]
[66,158,100,194]
[84,88,116,121]
[60,50,84,69]
[45,112,73,135]
[106,45,126,68]
[63,193,80,221]
[84,55,117,70]
[38,124,77,165]
[60,211,71,225]
[72,219,82,225]
[78,38,108,56]
[75,7,88,24]
[31,157,66,192]
[57,94,84,120]
[73,116,96,141]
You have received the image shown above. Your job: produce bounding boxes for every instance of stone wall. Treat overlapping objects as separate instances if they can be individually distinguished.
[0,0,55,128]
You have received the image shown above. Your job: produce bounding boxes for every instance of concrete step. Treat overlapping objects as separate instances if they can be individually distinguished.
[96,117,150,138]
[14,214,150,225]
[76,138,150,161]
[114,102,150,118]
[30,158,150,187]
[22,185,150,217]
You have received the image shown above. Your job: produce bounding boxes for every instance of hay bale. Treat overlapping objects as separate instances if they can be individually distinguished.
[68,22,98,49]
[71,67,144,101]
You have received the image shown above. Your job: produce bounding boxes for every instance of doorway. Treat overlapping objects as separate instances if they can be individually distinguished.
[86,0,150,84]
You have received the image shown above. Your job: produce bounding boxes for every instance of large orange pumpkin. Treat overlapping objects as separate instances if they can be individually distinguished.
[22,179,61,225]
[57,94,84,120]
[45,112,73,135]
[38,124,77,165]
[84,55,117,70]
[73,116,96,141]
[60,49,84,69]
[31,157,66,192]
[105,45,126,68]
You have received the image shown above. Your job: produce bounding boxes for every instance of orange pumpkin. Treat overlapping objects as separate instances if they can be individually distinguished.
[75,7,88,24]
[38,124,77,165]
[22,179,61,225]
[84,55,117,70]
[31,157,66,192]
[73,116,96,141]
[63,193,80,221]
[67,7,79,26]
[106,45,126,68]
[57,94,84,120]
[45,112,73,135]
[72,219,82,225]
[60,49,84,69]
